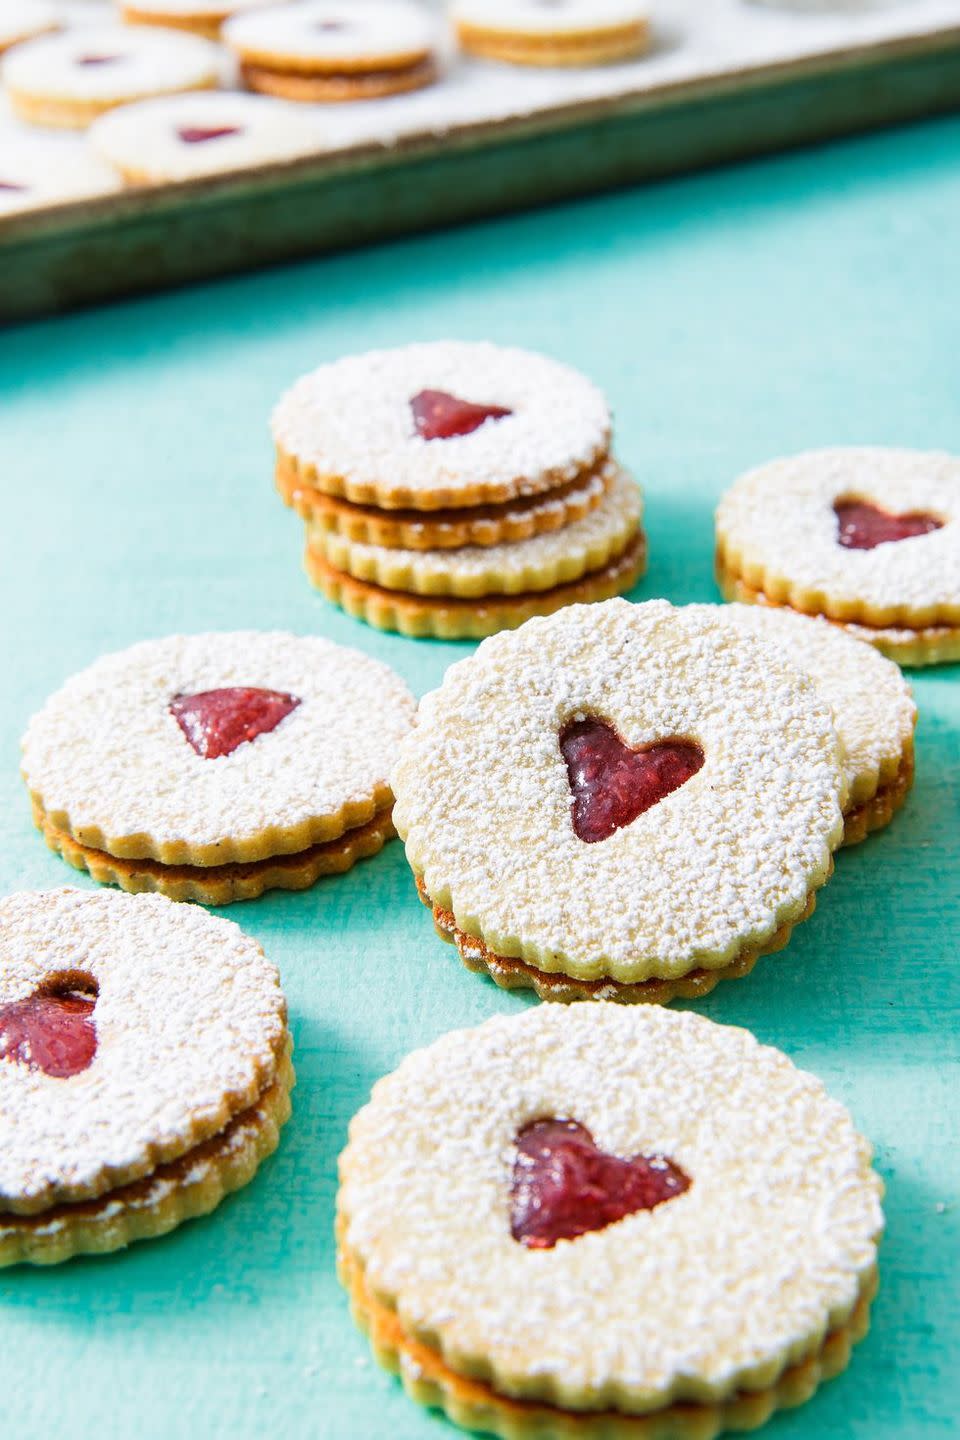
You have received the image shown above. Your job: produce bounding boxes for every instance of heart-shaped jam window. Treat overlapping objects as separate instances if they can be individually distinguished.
[76,53,122,66]
[834,499,942,550]
[170,687,300,759]
[410,389,513,441]
[0,181,27,193]
[177,125,241,145]
[560,718,704,844]
[0,980,98,1079]
[511,1118,690,1249]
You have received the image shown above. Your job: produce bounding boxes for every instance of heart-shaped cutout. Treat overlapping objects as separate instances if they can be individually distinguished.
[76,53,122,66]
[170,687,300,759]
[0,979,98,1079]
[177,125,241,145]
[511,1118,690,1249]
[834,499,942,550]
[0,181,27,193]
[560,718,704,844]
[410,389,512,441]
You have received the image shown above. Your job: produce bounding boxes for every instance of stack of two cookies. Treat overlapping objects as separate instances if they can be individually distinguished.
[272,342,647,639]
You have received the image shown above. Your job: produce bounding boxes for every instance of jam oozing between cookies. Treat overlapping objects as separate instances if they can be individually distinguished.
[177,126,242,145]
[410,389,513,441]
[560,718,704,843]
[834,499,943,550]
[511,1119,690,1249]
[170,687,300,759]
[0,979,98,1079]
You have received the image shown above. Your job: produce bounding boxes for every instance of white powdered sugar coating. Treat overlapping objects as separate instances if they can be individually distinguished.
[392,599,845,983]
[340,1004,883,1410]
[0,134,120,212]
[716,448,960,623]
[129,0,275,16]
[272,342,611,506]
[224,0,437,65]
[452,0,648,37]
[0,888,286,1212]
[2,25,220,101]
[22,631,416,859]
[0,0,58,51]
[316,465,641,597]
[90,93,326,182]
[691,604,915,806]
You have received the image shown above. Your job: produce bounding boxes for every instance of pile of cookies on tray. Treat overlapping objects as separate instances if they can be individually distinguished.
[5,330,960,1440]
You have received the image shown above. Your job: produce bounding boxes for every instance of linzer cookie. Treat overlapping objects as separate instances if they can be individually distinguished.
[452,0,650,68]
[0,887,292,1265]
[0,0,59,56]
[120,0,279,42]
[716,447,960,667]
[392,599,845,1002]
[224,0,438,103]
[0,135,120,213]
[691,604,917,847]
[91,92,323,183]
[21,631,415,904]
[2,25,220,128]
[338,1004,883,1438]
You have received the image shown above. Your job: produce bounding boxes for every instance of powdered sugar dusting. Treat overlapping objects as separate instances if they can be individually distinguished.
[340,1003,882,1409]
[22,631,416,858]
[0,888,286,1212]
[392,599,845,982]
[3,25,221,102]
[224,0,437,65]
[452,0,648,35]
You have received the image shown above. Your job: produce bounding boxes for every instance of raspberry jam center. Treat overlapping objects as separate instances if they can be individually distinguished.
[560,718,704,843]
[0,181,27,193]
[177,125,242,144]
[76,53,122,65]
[834,499,942,550]
[0,986,97,1079]
[410,389,513,441]
[511,1119,690,1249]
[170,687,300,759]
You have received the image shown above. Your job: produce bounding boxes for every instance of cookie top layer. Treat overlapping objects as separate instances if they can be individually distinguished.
[0,888,287,1213]
[91,92,324,182]
[313,464,641,596]
[716,448,960,626]
[22,631,416,865]
[0,135,120,212]
[128,0,274,16]
[0,0,58,52]
[693,604,916,807]
[225,0,436,68]
[340,1003,882,1411]
[392,599,845,983]
[452,0,648,36]
[2,25,221,102]
[272,342,612,510]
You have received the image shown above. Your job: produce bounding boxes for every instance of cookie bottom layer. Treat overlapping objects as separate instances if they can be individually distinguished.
[416,875,822,1005]
[0,1046,294,1266]
[455,21,649,68]
[339,1236,877,1440]
[122,7,223,39]
[241,57,436,102]
[7,79,217,129]
[717,564,960,668]
[36,805,396,904]
[306,531,647,639]
[842,749,914,847]
[281,463,610,550]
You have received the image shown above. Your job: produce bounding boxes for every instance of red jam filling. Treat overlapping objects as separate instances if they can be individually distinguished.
[0,181,27,193]
[834,499,942,550]
[511,1118,690,1249]
[0,987,97,1079]
[410,389,513,441]
[170,687,300,759]
[177,125,242,144]
[560,718,704,844]
[76,53,122,65]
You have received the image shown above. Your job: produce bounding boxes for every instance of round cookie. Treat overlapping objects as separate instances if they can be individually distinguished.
[120,0,279,42]
[2,25,221,129]
[0,887,292,1264]
[91,92,324,183]
[21,631,416,902]
[715,448,960,666]
[309,465,642,597]
[0,0,59,55]
[691,603,917,846]
[0,135,121,214]
[392,598,845,1001]
[279,461,611,551]
[272,341,612,511]
[452,0,650,68]
[338,1004,882,1436]
[225,0,438,103]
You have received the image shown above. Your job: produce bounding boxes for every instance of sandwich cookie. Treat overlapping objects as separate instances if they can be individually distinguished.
[452,0,650,68]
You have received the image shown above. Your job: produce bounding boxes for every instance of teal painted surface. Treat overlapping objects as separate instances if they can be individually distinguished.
[1,114,959,1439]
